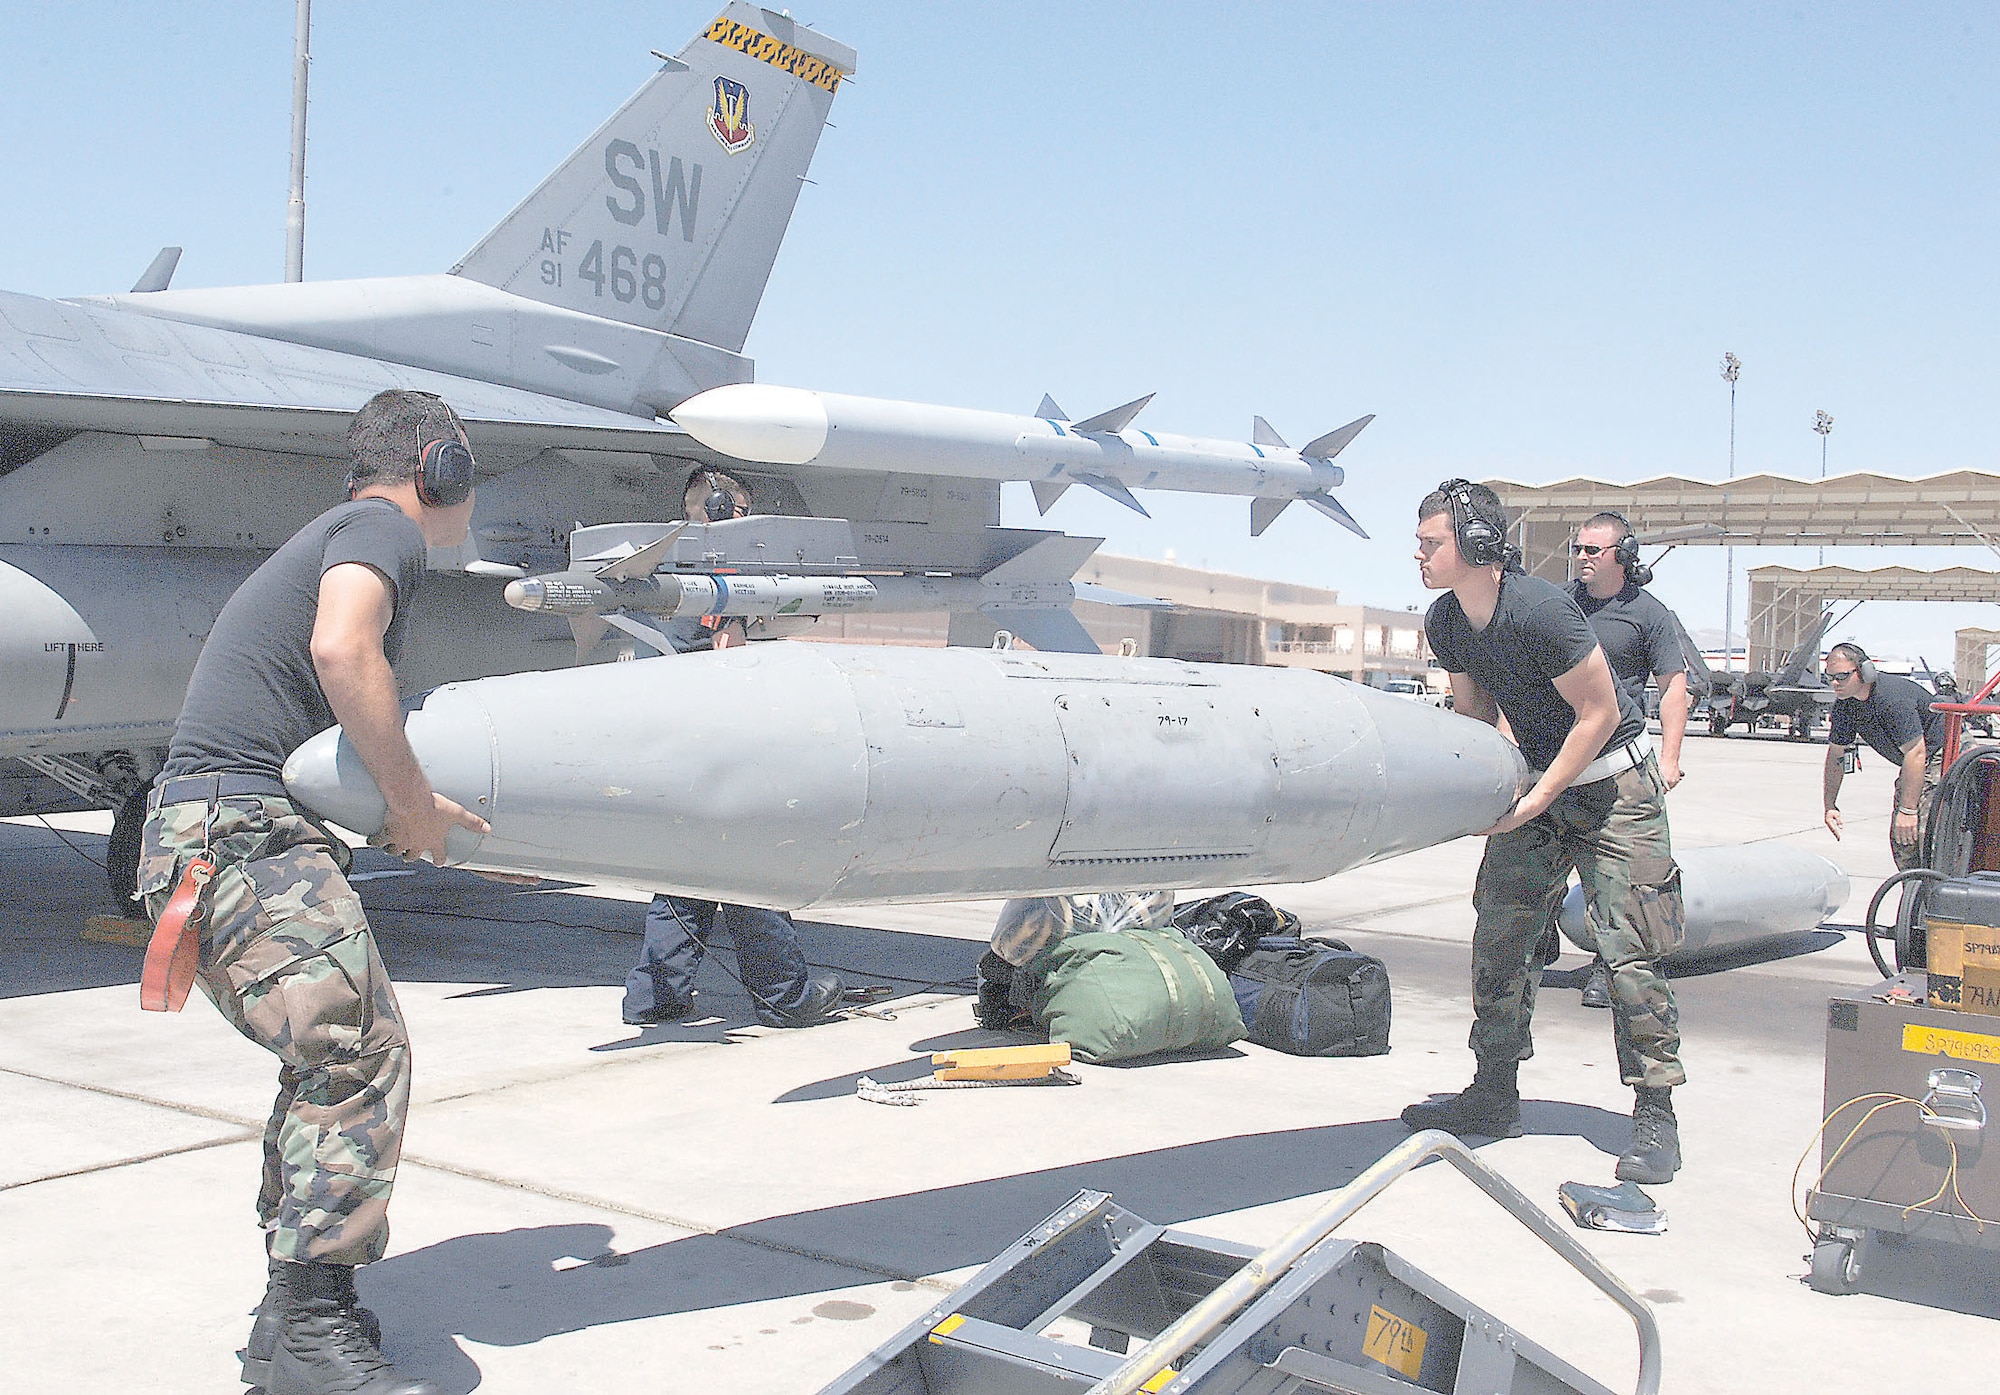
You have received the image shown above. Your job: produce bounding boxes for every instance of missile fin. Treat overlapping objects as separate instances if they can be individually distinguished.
[1303,491,1369,539]
[1301,414,1374,461]
[1073,581,1172,609]
[1030,480,1071,515]
[1035,394,1068,421]
[601,610,680,657]
[1251,415,1288,449]
[568,615,610,665]
[981,605,1101,655]
[1250,497,1292,537]
[981,532,1101,584]
[1069,393,1155,435]
[1074,472,1151,518]
[594,523,687,581]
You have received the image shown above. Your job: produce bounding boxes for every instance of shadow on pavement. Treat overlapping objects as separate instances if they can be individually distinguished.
[1827,1231,2000,1319]
[0,822,980,1003]
[366,1106,1631,1392]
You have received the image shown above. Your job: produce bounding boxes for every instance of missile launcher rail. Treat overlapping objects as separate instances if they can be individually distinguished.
[819,1131,1658,1395]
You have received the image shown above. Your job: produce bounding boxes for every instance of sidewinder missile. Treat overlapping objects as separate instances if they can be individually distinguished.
[669,384,1372,537]
[1557,842,1850,962]
[283,644,1525,909]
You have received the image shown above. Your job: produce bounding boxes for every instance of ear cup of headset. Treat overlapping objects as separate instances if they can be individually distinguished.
[1439,478,1505,566]
[415,438,475,508]
[1834,645,1877,684]
[1459,517,1503,567]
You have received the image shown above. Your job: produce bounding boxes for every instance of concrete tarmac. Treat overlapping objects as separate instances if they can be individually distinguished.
[3,730,1994,1393]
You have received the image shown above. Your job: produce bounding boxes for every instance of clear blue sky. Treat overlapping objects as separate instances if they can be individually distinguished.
[4,2,1994,668]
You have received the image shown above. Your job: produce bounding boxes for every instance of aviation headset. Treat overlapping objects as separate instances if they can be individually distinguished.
[690,469,749,523]
[1436,478,1509,568]
[346,436,476,508]
[414,437,477,508]
[1593,511,1654,587]
[1831,642,1878,686]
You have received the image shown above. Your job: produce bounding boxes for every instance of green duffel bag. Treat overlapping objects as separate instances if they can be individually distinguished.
[1025,925,1246,1064]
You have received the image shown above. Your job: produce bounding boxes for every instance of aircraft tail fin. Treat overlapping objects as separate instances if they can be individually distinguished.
[1674,615,1717,687]
[1777,607,1835,686]
[453,5,854,354]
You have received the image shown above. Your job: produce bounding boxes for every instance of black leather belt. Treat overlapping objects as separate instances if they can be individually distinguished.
[150,772,290,810]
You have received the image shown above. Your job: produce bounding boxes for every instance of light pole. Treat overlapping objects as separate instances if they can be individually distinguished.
[1721,352,1740,670]
[286,0,312,282]
[1813,410,1833,566]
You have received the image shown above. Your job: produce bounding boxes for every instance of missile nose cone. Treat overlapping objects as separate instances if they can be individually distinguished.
[283,689,496,865]
[671,384,830,466]
[504,577,543,611]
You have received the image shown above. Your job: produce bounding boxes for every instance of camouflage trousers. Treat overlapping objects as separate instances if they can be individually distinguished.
[1890,751,1945,873]
[140,794,409,1266]
[1471,754,1687,1090]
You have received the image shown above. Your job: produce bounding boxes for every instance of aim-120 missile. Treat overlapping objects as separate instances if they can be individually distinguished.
[282,644,1525,909]
[669,384,1373,538]
[506,522,1111,657]
[504,568,1073,623]
[1557,842,1849,962]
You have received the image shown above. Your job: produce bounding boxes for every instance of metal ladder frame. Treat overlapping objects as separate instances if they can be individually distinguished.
[1085,1128,1664,1395]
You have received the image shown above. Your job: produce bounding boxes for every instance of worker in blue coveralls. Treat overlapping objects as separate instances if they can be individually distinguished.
[619,469,845,1028]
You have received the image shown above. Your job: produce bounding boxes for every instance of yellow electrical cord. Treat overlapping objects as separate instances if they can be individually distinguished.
[1792,1092,1991,1243]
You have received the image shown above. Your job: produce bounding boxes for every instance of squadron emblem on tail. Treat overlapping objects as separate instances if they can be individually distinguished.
[709,76,756,154]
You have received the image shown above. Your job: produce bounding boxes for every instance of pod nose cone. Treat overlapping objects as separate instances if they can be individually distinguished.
[1350,685,1526,859]
[282,689,495,864]
[283,727,387,838]
[503,577,543,611]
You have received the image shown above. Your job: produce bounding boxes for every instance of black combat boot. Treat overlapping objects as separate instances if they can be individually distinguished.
[1400,1060,1524,1139]
[241,1252,381,1389]
[1579,958,1612,1009]
[1616,1087,1682,1184]
[265,1261,437,1395]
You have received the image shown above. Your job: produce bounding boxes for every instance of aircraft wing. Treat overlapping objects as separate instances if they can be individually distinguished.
[0,290,699,462]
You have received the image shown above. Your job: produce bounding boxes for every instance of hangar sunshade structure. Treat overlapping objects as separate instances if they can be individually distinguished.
[1482,472,2000,680]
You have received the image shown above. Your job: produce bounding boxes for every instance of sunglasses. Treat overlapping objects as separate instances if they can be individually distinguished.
[1824,668,1859,682]
[1570,543,1610,557]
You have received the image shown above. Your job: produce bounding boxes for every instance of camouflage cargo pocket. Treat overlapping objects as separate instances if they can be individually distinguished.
[216,895,387,1067]
[137,818,179,900]
[1633,865,1685,956]
[137,803,211,904]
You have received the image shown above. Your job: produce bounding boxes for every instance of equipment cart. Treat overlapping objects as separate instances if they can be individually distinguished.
[1805,976,2000,1296]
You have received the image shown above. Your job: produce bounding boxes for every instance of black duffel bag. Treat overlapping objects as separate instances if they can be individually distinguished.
[1172,891,1302,972]
[1229,934,1391,1057]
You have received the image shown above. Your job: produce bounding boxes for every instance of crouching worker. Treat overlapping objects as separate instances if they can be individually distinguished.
[139,390,489,1394]
[1404,481,1688,1184]
[618,467,847,1029]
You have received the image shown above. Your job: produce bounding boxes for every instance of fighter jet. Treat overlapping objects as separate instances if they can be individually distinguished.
[0,5,1373,907]
[1678,608,1834,739]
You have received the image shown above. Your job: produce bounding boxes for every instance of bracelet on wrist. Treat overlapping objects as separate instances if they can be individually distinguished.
[1896,805,1918,815]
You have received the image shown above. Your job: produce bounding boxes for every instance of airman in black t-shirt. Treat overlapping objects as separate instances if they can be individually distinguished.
[1403,481,1687,1186]
[1563,511,1693,1008]
[1822,642,1946,871]
[139,390,486,1395]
